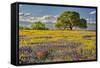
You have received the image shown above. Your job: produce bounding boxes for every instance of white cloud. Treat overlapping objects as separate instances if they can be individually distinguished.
[86,18,96,23]
[89,11,96,15]
[19,14,58,24]
[24,13,31,16]
[19,12,31,16]
[19,5,24,7]
[19,12,24,16]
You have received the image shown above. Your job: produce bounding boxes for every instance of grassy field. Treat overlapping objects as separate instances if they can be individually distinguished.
[19,30,96,64]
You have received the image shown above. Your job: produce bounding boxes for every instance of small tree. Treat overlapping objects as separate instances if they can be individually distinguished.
[19,25,24,30]
[31,21,47,30]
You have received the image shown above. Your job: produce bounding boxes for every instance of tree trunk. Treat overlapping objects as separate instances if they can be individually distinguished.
[69,18,73,30]
[69,24,72,30]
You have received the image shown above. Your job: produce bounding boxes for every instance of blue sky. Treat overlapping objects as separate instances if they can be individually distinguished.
[19,4,96,23]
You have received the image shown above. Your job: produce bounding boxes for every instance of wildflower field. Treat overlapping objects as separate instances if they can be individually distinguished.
[19,30,96,64]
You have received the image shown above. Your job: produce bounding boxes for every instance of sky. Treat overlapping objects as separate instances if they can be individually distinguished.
[19,4,96,29]
[19,4,96,22]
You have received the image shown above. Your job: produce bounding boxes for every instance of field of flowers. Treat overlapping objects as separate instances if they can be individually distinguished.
[19,30,96,64]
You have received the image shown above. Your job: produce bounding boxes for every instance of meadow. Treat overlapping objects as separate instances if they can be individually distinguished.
[19,30,96,64]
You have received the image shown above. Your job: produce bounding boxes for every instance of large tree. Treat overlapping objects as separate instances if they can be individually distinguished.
[55,11,87,30]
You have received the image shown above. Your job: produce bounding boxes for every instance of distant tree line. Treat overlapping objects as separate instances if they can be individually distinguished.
[19,11,87,30]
